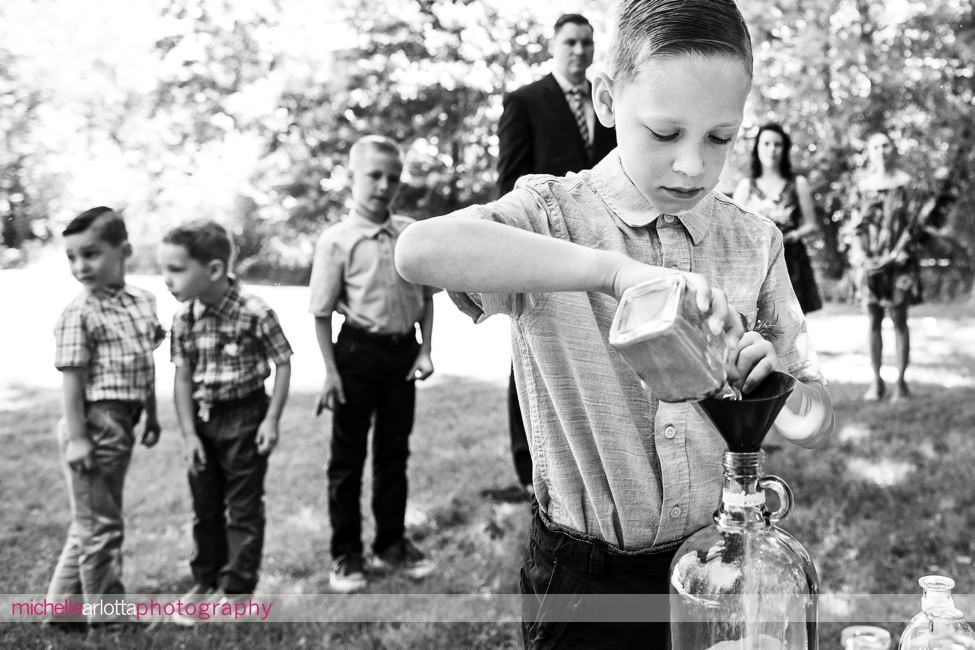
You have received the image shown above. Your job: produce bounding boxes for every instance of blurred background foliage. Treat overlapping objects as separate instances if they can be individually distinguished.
[1,0,973,297]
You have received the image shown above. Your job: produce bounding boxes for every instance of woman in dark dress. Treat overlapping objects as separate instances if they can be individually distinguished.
[733,123,823,314]
[851,131,925,402]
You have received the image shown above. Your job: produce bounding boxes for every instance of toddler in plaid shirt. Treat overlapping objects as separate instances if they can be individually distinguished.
[159,220,293,601]
[46,206,165,629]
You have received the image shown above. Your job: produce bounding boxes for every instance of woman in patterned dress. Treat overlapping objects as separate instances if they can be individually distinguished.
[733,123,823,314]
[851,131,925,402]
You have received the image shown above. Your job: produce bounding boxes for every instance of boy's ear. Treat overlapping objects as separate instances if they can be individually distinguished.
[121,241,133,258]
[592,72,616,128]
[207,259,226,280]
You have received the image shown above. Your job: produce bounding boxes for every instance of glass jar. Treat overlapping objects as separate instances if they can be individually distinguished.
[899,576,960,648]
[842,625,892,649]
[609,274,736,402]
[898,606,975,649]
[669,450,818,650]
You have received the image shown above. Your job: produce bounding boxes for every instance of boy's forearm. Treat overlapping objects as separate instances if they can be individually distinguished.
[314,317,339,374]
[172,369,197,439]
[144,384,158,420]
[61,369,88,441]
[265,361,291,422]
[396,217,632,296]
[418,297,433,354]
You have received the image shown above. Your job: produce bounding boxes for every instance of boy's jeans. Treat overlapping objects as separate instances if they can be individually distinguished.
[328,326,418,559]
[189,394,269,594]
[521,502,677,649]
[47,401,140,620]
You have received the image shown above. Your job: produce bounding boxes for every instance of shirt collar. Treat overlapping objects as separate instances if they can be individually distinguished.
[589,151,712,245]
[192,277,241,321]
[552,70,588,96]
[345,209,398,238]
[88,284,127,301]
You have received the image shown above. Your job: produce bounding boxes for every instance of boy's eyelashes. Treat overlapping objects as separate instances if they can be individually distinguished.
[647,129,733,146]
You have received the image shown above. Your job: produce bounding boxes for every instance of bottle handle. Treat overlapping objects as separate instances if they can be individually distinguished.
[759,475,794,523]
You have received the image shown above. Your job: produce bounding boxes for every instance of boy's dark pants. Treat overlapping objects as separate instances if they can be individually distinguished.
[328,325,418,559]
[521,502,677,649]
[189,394,268,594]
[48,401,141,624]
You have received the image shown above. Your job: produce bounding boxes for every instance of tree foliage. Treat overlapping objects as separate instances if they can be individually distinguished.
[2,0,974,297]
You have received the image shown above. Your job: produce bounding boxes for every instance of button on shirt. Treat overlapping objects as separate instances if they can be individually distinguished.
[171,279,293,406]
[54,285,164,403]
[447,151,825,551]
[309,210,434,334]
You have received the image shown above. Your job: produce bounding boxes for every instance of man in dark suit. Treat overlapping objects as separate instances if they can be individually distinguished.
[495,13,616,499]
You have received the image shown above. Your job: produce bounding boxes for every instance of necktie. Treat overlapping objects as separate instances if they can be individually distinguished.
[566,87,592,158]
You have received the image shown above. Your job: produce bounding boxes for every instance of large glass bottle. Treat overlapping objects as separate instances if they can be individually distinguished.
[669,371,819,650]
[669,449,818,649]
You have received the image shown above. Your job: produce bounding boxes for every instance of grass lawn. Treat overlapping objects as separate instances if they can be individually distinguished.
[2,263,974,648]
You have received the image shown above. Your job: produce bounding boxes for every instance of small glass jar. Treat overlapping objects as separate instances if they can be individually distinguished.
[900,575,959,647]
[842,625,892,649]
[898,606,975,649]
[609,275,733,402]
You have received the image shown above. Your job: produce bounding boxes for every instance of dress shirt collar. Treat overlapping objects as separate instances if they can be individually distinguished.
[589,151,712,245]
[192,276,241,321]
[551,70,589,97]
[345,208,398,238]
[88,284,128,301]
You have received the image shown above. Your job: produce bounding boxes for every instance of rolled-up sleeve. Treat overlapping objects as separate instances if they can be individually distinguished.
[446,183,554,322]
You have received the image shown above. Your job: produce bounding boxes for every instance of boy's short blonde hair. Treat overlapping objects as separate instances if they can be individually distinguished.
[610,0,753,86]
[349,135,402,170]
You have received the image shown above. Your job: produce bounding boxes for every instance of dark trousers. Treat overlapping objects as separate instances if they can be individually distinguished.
[508,365,533,486]
[521,504,678,649]
[189,394,268,594]
[328,325,418,559]
[48,401,140,622]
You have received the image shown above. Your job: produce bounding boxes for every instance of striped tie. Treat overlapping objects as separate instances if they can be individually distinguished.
[566,87,592,158]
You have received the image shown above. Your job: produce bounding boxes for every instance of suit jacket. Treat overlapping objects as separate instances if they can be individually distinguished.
[497,73,617,196]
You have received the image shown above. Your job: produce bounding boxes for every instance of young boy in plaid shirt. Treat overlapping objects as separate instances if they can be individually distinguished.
[158,220,292,602]
[47,206,165,629]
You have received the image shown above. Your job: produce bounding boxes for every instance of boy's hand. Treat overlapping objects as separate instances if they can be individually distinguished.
[315,374,345,416]
[183,436,207,474]
[65,437,95,473]
[407,350,434,381]
[141,416,161,448]
[256,419,279,455]
[728,330,786,394]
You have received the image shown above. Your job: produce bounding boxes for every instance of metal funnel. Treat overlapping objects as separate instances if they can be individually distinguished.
[695,371,797,452]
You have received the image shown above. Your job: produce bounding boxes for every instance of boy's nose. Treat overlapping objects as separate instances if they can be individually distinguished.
[672,144,705,178]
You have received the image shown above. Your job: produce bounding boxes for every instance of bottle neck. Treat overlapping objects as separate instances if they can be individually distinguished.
[920,576,956,612]
[716,451,767,529]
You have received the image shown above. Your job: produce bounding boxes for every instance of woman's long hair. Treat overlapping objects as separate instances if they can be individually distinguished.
[749,122,793,180]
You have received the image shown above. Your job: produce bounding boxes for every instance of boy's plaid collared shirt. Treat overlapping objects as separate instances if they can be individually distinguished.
[171,280,292,411]
[54,285,165,403]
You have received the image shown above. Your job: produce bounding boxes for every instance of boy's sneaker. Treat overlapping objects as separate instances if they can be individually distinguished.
[170,583,216,626]
[369,539,435,580]
[329,554,368,593]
